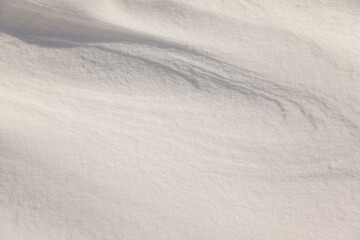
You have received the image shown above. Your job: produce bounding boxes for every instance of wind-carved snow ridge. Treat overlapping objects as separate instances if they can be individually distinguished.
[1,0,359,133]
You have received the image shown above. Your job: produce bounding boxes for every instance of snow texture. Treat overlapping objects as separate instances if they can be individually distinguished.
[0,0,360,239]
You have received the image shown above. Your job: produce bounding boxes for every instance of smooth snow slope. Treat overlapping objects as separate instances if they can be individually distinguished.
[1,0,360,239]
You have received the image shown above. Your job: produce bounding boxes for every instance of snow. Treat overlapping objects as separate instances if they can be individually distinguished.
[0,0,360,239]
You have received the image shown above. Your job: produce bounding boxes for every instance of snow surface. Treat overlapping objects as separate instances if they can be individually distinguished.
[0,0,360,239]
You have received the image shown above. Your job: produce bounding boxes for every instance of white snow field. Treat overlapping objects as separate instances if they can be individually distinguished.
[1,0,360,239]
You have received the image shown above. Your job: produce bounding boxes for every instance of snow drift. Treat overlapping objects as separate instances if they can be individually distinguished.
[1,0,360,239]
